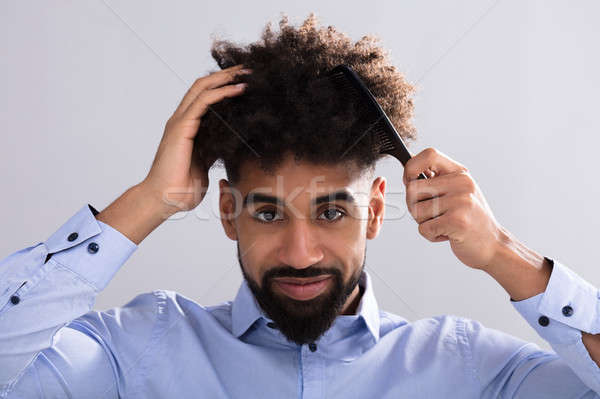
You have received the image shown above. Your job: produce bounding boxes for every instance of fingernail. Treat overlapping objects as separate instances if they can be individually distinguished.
[235,83,248,89]
[238,69,253,74]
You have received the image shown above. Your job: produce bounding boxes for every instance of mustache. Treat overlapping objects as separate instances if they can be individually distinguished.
[263,266,342,280]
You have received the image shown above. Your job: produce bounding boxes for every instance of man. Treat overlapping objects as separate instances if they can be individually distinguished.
[1,13,600,398]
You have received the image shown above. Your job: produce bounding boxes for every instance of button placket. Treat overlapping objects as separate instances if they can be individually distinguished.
[8,281,27,306]
[300,342,324,397]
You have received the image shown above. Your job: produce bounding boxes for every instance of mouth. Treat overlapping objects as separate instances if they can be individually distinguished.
[272,275,333,301]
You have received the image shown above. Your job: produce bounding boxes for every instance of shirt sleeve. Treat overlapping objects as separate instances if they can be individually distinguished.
[0,204,138,397]
[509,256,600,394]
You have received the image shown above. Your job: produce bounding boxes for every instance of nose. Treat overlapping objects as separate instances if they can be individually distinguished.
[277,219,324,269]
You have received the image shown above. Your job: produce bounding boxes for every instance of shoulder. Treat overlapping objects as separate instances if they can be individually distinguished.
[150,289,233,318]
[66,290,233,354]
[115,289,235,332]
[379,309,463,341]
[69,290,172,345]
[378,311,518,355]
[408,314,534,351]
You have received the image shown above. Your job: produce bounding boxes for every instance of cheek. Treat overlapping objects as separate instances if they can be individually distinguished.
[238,240,277,285]
[330,220,364,254]
[343,239,366,272]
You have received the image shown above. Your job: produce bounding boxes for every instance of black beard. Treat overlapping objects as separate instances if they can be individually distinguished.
[236,243,366,345]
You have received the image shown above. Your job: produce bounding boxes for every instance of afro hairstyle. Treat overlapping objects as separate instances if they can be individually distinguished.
[193,12,417,186]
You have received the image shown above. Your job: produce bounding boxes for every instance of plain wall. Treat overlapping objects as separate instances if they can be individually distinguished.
[2,0,599,351]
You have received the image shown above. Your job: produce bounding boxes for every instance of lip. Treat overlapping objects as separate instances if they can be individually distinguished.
[273,275,333,300]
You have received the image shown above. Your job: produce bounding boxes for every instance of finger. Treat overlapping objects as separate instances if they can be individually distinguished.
[200,65,252,91]
[403,147,468,184]
[405,170,471,206]
[181,83,248,125]
[409,193,464,224]
[417,213,453,243]
[174,64,248,116]
[176,65,248,115]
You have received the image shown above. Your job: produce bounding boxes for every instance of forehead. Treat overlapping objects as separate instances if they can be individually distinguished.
[235,154,370,202]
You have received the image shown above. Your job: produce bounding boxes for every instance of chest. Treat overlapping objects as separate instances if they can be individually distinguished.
[127,330,477,398]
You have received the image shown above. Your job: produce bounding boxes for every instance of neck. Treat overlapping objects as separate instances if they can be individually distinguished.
[340,283,364,315]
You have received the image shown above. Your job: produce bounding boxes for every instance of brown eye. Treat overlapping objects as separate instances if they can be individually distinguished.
[318,208,345,222]
[254,209,283,223]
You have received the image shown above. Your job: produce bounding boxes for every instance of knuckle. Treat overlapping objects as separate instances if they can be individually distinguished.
[458,194,473,210]
[418,222,435,242]
[457,171,474,191]
[192,93,210,107]
[222,69,239,79]
[165,117,178,131]
[466,193,477,207]
[450,210,468,229]
[455,194,473,214]
[418,222,428,236]
[424,147,438,157]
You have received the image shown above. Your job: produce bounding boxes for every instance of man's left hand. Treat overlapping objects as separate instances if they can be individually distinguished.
[402,147,507,270]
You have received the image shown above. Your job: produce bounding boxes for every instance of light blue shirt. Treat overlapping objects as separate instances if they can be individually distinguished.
[1,204,600,398]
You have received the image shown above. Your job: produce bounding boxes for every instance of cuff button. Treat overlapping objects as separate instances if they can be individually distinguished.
[87,242,99,254]
[562,305,574,317]
[67,232,78,242]
[538,315,550,327]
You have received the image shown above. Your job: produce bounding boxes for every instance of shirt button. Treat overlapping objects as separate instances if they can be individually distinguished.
[562,305,574,317]
[538,315,550,327]
[87,242,99,254]
[308,342,317,352]
[67,232,78,242]
[10,295,20,305]
[266,322,277,329]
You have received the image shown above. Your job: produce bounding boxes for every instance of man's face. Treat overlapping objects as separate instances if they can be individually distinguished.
[219,152,385,345]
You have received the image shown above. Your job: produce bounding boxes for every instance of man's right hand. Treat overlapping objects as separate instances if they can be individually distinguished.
[95,64,251,245]
[141,63,251,215]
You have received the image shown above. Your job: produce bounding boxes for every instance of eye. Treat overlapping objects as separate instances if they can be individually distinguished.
[254,209,283,223]
[253,207,346,224]
[317,208,345,222]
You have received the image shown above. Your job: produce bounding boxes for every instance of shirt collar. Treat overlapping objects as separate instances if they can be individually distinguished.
[231,275,272,338]
[231,269,380,343]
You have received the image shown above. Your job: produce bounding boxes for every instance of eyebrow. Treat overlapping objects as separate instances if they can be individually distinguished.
[241,189,357,208]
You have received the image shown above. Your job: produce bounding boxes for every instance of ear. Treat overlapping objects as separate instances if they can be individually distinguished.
[219,179,239,241]
[366,176,386,240]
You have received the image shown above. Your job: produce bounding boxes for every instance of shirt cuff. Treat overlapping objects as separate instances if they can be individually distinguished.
[511,256,600,345]
[43,204,138,291]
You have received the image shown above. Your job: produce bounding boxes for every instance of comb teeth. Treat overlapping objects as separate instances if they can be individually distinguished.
[328,72,360,99]
[372,124,396,153]
[327,66,396,155]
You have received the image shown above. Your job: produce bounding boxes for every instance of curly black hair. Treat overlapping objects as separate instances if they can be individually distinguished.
[193,12,417,185]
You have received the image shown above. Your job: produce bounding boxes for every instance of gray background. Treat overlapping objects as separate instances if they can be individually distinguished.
[1,0,598,351]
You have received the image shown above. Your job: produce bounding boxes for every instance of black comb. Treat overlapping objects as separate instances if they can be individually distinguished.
[327,64,427,180]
